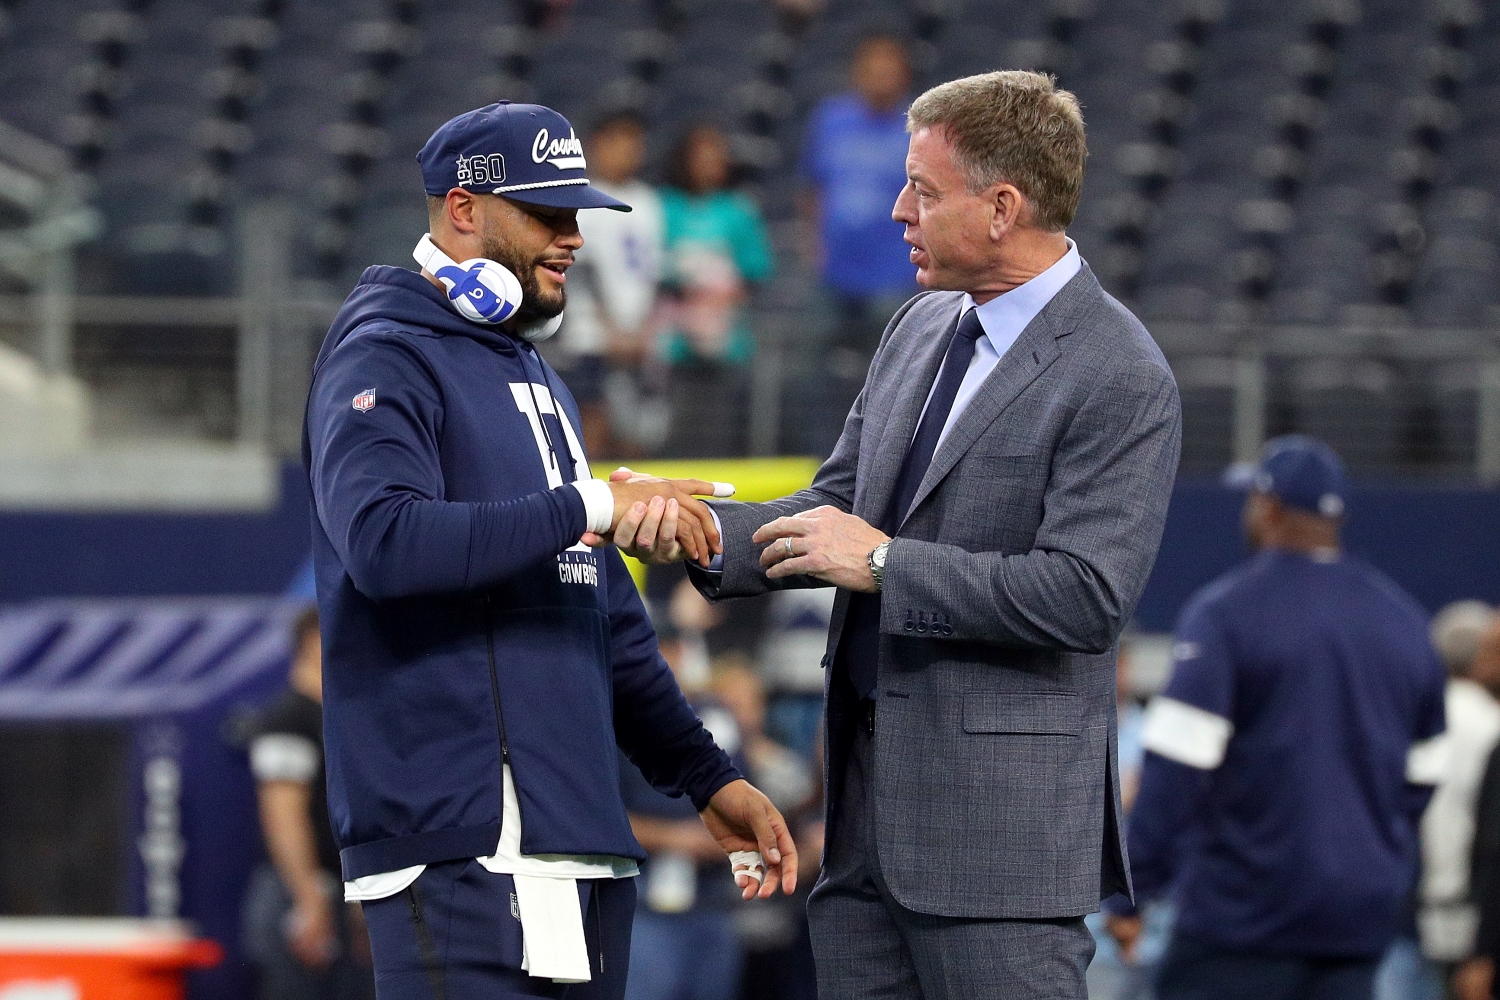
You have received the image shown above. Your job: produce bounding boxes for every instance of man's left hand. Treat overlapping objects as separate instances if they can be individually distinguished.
[701,779,799,900]
[754,506,889,592]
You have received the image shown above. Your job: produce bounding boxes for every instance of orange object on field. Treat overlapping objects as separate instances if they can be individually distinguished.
[0,919,222,1000]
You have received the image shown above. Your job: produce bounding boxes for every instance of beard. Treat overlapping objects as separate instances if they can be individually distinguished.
[479,228,566,328]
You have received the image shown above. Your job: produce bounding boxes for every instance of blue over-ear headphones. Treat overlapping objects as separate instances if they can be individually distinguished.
[413,234,562,343]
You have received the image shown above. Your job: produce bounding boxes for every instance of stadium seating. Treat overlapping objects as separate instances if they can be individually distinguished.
[3,0,1496,307]
[1,0,1498,475]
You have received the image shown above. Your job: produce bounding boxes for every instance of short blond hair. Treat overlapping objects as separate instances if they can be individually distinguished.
[907,70,1086,232]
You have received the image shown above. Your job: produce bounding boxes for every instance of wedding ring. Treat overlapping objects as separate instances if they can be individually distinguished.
[783,537,795,557]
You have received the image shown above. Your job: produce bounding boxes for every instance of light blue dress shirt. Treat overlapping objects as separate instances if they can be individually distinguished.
[916,238,1081,451]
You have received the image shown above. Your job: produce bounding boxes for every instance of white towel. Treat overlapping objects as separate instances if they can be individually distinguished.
[513,874,592,983]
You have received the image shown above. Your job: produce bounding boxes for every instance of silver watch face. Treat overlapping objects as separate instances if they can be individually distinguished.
[872,542,888,569]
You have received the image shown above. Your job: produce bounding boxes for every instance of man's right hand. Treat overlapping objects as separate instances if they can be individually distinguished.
[1456,957,1495,1000]
[585,467,720,566]
[1104,912,1143,963]
[286,893,336,969]
[581,469,722,567]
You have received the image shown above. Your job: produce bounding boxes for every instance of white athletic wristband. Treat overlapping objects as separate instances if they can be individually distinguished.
[570,479,615,535]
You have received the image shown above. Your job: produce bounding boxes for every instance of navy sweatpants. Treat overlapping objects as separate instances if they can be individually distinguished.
[360,860,636,1000]
[1156,933,1378,1000]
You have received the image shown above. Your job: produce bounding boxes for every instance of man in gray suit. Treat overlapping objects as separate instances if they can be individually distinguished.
[605,70,1181,999]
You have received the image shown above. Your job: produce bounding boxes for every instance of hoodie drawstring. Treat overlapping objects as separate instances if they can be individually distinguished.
[521,344,581,483]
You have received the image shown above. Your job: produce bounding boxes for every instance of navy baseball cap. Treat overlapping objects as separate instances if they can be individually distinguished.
[1225,435,1350,518]
[417,102,630,212]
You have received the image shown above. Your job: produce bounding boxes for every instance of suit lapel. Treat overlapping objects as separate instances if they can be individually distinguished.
[897,267,1096,526]
[856,304,961,521]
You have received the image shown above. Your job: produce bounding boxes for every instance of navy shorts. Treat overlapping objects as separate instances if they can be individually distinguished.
[360,860,636,1000]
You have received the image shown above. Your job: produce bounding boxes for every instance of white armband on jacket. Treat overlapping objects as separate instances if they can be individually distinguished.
[1141,696,1234,771]
[1407,732,1451,786]
[249,734,319,783]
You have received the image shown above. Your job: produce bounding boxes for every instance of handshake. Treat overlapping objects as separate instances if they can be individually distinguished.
[581,467,729,568]
[581,467,894,594]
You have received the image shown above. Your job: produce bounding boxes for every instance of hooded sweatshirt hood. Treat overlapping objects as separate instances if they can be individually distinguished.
[314,265,524,377]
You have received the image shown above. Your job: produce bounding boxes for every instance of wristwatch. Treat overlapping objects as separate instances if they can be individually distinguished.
[868,541,891,592]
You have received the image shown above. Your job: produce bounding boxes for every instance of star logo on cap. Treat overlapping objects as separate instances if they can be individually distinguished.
[456,152,506,187]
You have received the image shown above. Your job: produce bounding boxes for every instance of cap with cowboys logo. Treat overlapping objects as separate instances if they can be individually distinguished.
[417,101,631,213]
[1226,434,1350,519]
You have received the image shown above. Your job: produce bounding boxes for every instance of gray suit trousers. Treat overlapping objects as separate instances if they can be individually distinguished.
[809,703,1095,1000]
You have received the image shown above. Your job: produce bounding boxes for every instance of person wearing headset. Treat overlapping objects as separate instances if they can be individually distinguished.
[303,102,797,1000]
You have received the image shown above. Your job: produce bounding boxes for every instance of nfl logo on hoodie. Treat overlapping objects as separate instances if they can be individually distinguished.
[352,388,376,412]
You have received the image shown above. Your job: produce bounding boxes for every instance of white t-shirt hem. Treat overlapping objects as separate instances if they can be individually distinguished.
[342,763,638,902]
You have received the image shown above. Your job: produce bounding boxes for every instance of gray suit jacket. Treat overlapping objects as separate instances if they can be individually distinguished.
[695,263,1181,919]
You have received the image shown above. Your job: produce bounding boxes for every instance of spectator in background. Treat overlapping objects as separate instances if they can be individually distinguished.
[755,588,835,762]
[553,110,668,456]
[1108,436,1447,1000]
[519,0,573,30]
[1408,602,1500,994]
[1115,637,1148,813]
[713,657,815,817]
[659,123,774,456]
[1380,601,1500,1000]
[773,0,826,35]
[1089,638,1170,1000]
[712,658,821,1000]
[1452,617,1500,1000]
[621,586,746,1000]
[242,607,374,1000]
[798,34,916,367]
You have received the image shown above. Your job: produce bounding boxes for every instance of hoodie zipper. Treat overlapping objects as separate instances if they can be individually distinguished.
[483,594,511,766]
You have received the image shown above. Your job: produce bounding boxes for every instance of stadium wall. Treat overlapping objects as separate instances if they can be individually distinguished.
[0,463,1497,631]
[1139,479,1500,631]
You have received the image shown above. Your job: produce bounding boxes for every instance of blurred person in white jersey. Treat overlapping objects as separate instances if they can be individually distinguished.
[553,110,667,456]
[1412,602,1500,991]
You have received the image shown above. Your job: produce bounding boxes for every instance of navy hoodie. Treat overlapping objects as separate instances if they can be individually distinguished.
[303,265,740,881]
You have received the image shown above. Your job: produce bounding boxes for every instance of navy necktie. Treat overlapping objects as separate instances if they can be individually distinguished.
[838,308,986,700]
[882,308,987,532]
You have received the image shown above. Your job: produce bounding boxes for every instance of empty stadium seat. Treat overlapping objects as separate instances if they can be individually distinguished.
[1288,357,1404,472]
[1172,355,1237,473]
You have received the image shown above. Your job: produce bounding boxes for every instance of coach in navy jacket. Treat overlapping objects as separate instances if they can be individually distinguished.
[1107,437,1446,1000]
[303,103,795,997]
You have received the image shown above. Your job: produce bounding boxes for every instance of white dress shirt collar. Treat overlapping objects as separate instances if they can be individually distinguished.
[960,238,1082,354]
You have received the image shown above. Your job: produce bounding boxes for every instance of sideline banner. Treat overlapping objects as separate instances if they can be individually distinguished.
[0,598,299,1000]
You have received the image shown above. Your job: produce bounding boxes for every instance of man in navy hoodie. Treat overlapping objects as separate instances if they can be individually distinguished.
[304,103,797,1000]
